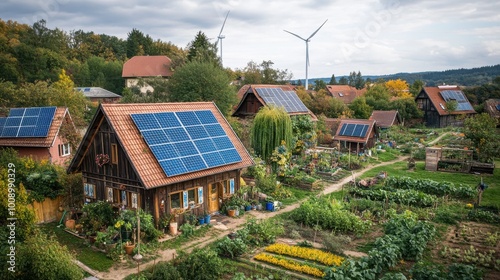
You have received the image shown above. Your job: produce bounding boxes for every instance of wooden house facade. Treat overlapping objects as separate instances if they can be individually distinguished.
[67,103,253,225]
[333,119,377,153]
[415,86,476,128]
[233,84,317,120]
[0,107,76,166]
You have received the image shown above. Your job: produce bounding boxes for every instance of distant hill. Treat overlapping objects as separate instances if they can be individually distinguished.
[303,64,500,87]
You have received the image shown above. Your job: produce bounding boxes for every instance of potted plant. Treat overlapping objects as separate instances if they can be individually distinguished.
[123,241,135,255]
[197,215,205,225]
[227,206,236,217]
[244,201,252,212]
[265,196,275,211]
[204,210,211,224]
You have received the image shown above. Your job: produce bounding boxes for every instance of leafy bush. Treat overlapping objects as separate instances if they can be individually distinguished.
[215,237,247,259]
[290,196,371,234]
[349,187,437,208]
[410,262,446,280]
[380,272,407,280]
[81,201,115,234]
[148,262,182,280]
[467,209,500,224]
[175,248,224,280]
[447,263,483,280]
[17,233,83,280]
[322,233,351,255]
[239,218,284,246]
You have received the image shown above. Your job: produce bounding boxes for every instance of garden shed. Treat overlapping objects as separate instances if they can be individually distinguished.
[333,119,377,154]
[67,102,254,225]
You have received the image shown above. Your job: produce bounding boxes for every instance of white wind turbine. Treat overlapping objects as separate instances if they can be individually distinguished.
[284,19,328,90]
[215,10,230,67]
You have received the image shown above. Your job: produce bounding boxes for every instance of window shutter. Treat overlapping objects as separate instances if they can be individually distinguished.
[58,144,62,156]
[229,179,235,194]
[198,187,203,204]
[183,191,188,209]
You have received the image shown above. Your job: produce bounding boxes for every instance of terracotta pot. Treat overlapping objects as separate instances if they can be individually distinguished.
[227,209,236,217]
[65,219,76,230]
[169,222,178,235]
[124,243,135,255]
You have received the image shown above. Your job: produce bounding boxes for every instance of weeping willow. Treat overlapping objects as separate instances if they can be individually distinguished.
[251,105,292,162]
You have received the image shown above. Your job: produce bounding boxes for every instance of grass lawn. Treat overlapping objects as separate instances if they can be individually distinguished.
[39,223,114,272]
[359,160,500,209]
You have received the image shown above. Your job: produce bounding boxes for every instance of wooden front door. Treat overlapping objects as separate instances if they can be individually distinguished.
[208,183,219,213]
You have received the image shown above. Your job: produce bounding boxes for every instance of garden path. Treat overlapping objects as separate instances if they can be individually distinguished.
[83,154,415,280]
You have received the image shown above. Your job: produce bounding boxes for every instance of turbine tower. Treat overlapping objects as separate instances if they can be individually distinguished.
[284,19,328,90]
[216,10,230,67]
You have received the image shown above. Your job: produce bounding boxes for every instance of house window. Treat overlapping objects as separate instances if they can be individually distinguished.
[111,144,118,164]
[131,193,138,209]
[59,143,71,156]
[84,183,95,199]
[107,187,113,202]
[170,187,204,210]
[222,179,235,197]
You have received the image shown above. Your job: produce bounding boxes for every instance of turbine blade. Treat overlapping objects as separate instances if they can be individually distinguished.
[218,10,230,37]
[307,19,328,40]
[284,29,306,41]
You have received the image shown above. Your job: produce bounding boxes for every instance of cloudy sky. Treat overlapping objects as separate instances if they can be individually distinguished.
[1,0,499,80]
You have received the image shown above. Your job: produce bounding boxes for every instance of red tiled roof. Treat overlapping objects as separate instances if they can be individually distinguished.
[333,119,376,144]
[122,56,173,78]
[325,85,366,104]
[0,107,68,148]
[369,110,401,128]
[70,103,253,189]
[422,86,476,116]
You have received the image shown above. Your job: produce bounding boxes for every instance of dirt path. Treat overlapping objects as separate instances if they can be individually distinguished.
[84,154,414,279]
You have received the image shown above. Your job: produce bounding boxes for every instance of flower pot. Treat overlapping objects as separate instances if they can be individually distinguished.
[65,219,76,230]
[251,205,257,210]
[169,222,178,235]
[235,208,240,216]
[227,209,236,217]
[256,204,263,211]
[204,215,211,224]
[124,243,135,255]
[245,205,251,211]
[198,217,205,225]
[266,201,275,211]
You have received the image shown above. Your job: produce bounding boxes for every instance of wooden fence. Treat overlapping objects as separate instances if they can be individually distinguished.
[29,196,63,224]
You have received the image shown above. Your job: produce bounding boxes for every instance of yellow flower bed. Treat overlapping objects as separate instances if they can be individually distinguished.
[254,253,325,278]
[265,243,344,266]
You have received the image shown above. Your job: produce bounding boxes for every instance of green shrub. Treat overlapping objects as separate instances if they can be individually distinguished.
[322,233,351,255]
[410,262,446,280]
[149,262,182,280]
[467,209,500,224]
[447,263,483,280]
[17,233,83,280]
[215,237,247,259]
[175,248,224,280]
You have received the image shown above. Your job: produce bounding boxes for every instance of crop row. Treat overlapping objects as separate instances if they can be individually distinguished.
[264,243,344,266]
[384,176,476,199]
[349,187,437,207]
[254,253,325,278]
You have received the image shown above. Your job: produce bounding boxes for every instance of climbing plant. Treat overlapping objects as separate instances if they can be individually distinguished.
[251,105,292,163]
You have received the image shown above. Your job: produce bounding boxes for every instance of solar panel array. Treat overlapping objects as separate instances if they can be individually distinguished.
[131,110,242,177]
[338,123,369,138]
[0,107,57,138]
[255,88,309,113]
[440,90,474,111]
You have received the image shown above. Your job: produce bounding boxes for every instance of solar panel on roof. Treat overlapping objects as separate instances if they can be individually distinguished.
[0,107,56,138]
[338,123,369,138]
[255,88,309,113]
[131,110,242,177]
[440,90,474,112]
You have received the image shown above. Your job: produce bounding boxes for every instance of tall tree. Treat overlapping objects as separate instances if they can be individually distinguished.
[463,113,500,162]
[186,31,219,65]
[364,84,391,110]
[338,76,348,85]
[348,96,372,119]
[237,60,292,85]
[126,28,153,58]
[409,80,424,97]
[385,79,412,98]
[167,60,236,115]
[251,106,292,163]
[354,71,365,89]
[328,74,337,85]
[313,79,327,92]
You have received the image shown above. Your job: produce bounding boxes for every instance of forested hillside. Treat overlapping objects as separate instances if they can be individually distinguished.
[0,19,186,94]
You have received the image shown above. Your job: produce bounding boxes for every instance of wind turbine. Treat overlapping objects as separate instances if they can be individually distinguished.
[284,19,328,90]
[215,10,230,66]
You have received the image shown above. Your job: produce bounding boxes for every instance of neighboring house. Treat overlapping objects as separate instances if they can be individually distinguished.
[0,106,76,166]
[484,99,500,125]
[75,87,122,104]
[325,85,367,105]
[369,110,402,129]
[67,102,253,225]
[233,84,317,120]
[415,86,476,128]
[122,56,173,94]
[333,119,377,153]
